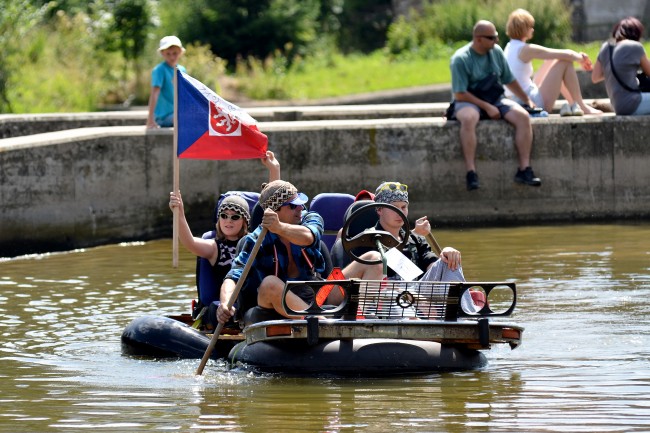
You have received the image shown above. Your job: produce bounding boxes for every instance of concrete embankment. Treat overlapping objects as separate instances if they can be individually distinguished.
[1,109,649,257]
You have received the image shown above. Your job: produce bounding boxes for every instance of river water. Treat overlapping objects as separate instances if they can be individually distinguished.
[0,223,649,433]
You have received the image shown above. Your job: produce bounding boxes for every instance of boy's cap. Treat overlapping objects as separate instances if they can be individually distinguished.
[158,36,185,52]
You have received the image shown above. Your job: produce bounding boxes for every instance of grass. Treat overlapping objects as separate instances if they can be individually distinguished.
[283,51,453,99]
[237,40,630,101]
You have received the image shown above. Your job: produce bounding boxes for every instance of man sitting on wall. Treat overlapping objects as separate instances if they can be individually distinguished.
[448,20,542,191]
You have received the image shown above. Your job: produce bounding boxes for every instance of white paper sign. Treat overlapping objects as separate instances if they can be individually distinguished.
[385,247,424,281]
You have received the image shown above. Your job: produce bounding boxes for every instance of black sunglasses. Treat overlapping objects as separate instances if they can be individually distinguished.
[281,203,301,210]
[479,35,499,41]
[219,213,242,221]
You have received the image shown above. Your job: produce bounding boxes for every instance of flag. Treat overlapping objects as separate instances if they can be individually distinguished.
[176,69,268,160]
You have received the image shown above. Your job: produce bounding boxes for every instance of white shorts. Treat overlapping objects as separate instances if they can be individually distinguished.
[507,83,544,108]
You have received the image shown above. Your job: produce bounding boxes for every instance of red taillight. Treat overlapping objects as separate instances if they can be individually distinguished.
[266,325,292,337]
[502,328,520,339]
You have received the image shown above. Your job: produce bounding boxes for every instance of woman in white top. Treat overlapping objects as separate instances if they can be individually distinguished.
[503,8,602,116]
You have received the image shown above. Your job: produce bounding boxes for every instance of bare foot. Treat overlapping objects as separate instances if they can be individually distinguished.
[581,104,603,115]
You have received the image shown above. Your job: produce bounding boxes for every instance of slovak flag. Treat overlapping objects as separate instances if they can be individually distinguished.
[176,69,268,160]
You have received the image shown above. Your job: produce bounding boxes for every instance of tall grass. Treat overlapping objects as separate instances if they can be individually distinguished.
[9,13,124,113]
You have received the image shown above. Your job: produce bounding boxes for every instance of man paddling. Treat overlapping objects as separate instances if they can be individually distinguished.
[216,180,325,324]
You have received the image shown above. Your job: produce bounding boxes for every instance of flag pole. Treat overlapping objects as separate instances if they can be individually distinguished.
[172,68,180,267]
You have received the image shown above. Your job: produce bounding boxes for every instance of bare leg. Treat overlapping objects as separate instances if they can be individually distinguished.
[455,106,481,172]
[257,275,308,318]
[533,60,565,112]
[342,251,384,281]
[535,59,601,114]
[533,60,553,86]
[503,105,533,170]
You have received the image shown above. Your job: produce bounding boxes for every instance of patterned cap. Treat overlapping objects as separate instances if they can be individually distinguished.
[374,181,409,204]
[259,180,308,211]
[218,195,251,224]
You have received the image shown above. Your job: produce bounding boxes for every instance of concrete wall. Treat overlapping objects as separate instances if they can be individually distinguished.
[0,112,145,139]
[390,0,650,42]
[2,113,649,257]
[571,0,650,42]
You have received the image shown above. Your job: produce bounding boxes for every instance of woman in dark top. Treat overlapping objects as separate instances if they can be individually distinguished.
[170,192,251,276]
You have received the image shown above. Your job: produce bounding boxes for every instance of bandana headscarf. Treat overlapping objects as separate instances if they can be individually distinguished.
[374,181,409,204]
[259,180,306,211]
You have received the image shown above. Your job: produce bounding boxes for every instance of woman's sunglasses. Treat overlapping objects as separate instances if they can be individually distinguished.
[378,182,408,193]
[219,213,242,221]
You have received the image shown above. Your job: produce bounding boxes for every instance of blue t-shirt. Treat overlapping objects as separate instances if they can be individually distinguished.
[151,61,186,122]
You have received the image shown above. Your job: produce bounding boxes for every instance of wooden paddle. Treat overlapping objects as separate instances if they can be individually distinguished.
[196,227,268,375]
[424,231,442,256]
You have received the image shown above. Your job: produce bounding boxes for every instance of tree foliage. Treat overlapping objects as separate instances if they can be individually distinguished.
[337,0,393,53]
[0,0,44,112]
[386,0,573,58]
[105,0,153,63]
[159,0,321,70]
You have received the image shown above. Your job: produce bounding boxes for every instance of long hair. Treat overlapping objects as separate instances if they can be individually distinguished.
[215,219,248,240]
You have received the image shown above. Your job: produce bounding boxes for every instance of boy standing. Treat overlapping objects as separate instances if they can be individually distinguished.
[146,36,186,129]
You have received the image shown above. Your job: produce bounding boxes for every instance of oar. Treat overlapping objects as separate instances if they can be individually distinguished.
[196,227,268,375]
[424,231,442,256]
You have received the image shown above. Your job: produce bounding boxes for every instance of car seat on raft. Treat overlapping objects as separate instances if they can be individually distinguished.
[330,199,379,269]
[308,193,355,251]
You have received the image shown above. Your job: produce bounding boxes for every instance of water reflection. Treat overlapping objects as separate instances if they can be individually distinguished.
[0,224,649,432]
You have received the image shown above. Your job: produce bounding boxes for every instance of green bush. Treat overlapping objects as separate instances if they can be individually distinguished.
[386,0,573,57]
[0,0,43,112]
[8,12,124,113]
[159,0,321,72]
[181,43,227,95]
[234,51,291,100]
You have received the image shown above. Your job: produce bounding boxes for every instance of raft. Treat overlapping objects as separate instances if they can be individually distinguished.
[121,314,243,360]
[224,278,523,375]
[120,199,524,375]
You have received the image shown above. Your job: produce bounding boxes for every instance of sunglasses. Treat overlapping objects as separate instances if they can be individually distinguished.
[219,213,242,221]
[378,182,408,193]
[281,203,302,210]
[479,35,499,41]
